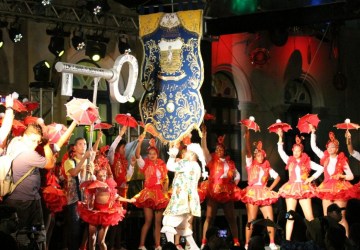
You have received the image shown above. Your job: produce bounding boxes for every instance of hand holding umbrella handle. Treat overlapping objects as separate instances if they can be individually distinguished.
[119,125,128,137]
[345,129,351,145]
[308,123,316,133]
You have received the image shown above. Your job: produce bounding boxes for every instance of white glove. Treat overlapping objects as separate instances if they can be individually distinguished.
[168,147,179,158]
[202,171,209,180]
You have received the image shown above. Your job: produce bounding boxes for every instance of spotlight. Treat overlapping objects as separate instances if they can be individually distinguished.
[33,60,51,82]
[42,0,51,6]
[48,36,64,57]
[128,96,135,103]
[0,30,3,48]
[72,32,86,51]
[118,36,131,54]
[8,26,23,43]
[87,0,110,15]
[85,39,107,61]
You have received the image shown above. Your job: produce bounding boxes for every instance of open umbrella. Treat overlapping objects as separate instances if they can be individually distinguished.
[334,118,360,130]
[87,180,109,190]
[45,123,68,144]
[23,101,39,112]
[0,118,26,136]
[268,119,292,133]
[94,122,113,130]
[1,99,27,112]
[239,116,260,132]
[204,113,216,121]
[115,113,138,128]
[23,116,41,125]
[141,123,160,137]
[297,114,320,134]
[65,98,99,125]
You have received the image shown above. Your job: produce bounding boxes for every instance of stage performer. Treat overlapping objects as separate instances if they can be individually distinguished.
[309,125,355,236]
[132,133,169,250]
[276,130,323,241]
[161,143,207,250]
[78,167,135,250]
[200,125,242,248]
[139,10,205,144]
[345,130,360,199]
[243,128,280,250]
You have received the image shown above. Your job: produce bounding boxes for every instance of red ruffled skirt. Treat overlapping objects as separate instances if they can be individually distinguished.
[278,181,317,199]
[352,182,360,199]
[133,185,169,210]
[316,179,355,201]
[241,185,279,206]
[42,186,67,213]
[199,180,243,203]
[77,201,126,226]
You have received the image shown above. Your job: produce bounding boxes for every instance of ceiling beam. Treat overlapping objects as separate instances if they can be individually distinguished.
[204,2,360,36]
[0,0,139,35]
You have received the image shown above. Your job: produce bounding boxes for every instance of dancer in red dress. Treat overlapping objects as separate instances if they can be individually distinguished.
[132,133,169,250]
[78,168,135,250]
[310,125,355,236]
[200,125,242,248]
[243,128,280,250]
[276,130,323,241]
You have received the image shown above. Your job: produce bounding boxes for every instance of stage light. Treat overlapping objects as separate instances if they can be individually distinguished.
[33,60,51,82]
[48,36,64,57]
[128,96,135,103]
[72,32,86,51]
[85,40,106,61]
[8,26,23,43]
[42,0,51,6]
[87,0,110,15]
[0,30,3,48]
[118,36,131,54]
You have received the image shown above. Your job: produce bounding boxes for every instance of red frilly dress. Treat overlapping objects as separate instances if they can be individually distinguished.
[132,158,169,210]
[77,179,126,226]
[278,153,317,199]
[241,159,279,206]
[111,152,129,198]
[42,170,67,213]
[199,154,243,203]
[316,152,356,201]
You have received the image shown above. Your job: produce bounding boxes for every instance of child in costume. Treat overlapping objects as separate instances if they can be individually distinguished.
[161,143,208,250]
[132,133,169,250]
[78,168,135,250]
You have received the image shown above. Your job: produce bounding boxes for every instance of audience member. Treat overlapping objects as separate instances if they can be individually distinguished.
[0,205,19,250]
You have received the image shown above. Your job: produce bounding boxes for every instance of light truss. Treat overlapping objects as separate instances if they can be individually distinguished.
[0,0,139,35]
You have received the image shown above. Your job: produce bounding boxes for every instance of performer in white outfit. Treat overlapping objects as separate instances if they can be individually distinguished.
[161,143,208,250]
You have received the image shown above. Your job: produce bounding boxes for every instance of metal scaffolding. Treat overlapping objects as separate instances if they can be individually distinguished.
[0,0,139,35]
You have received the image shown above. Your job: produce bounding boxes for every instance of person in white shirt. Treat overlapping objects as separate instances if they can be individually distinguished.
[309,124,355,236]
[276,129,323,241]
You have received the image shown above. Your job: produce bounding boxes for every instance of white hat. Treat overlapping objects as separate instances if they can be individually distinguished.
[186,143,206,173]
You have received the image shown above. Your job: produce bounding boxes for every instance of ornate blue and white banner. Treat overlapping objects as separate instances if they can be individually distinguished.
[139,10,205,143]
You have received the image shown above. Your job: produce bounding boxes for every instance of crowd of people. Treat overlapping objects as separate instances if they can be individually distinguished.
[0,93,359,250]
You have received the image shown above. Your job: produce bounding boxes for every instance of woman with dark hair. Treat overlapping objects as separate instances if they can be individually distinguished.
[276,130,323,241]
[309,125,355,236]
[133,133,169,250]
[200,125,242,248]
[242,128,280,250]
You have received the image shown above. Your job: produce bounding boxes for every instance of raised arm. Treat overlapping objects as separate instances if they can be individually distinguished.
[277,129,289,163]
[107,125,128,165]
[244,127,252,158]
[309,124,324,159]
[0,95,14,145]
[55,120,77,150]
[201,125,211,163]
